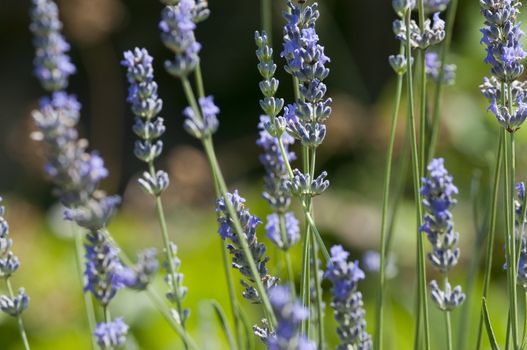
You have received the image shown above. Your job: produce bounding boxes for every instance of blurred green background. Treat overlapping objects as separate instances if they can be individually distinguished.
[0,0,525,349]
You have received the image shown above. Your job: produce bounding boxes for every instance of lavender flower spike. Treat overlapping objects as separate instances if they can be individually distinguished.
[182,95,220,139]
[0,197,29,318]
[159,0,202,77]
[266,286,316,350]
[421,158,465,311]
[94,318,129,349]
[216,191,278,303]
[325,245,372,350]
[122,48,170,195]
[425,52,456,86]
[30,0,76,92]
[481,0,526,82]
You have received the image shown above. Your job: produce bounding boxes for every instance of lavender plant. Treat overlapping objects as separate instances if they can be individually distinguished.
[255,30,299,293]
[121,48,190,342]
[158,0,280,333]
[421,158,465,350]
[480,0,527,347]
[0,197,30,349]
[325,245,372,350]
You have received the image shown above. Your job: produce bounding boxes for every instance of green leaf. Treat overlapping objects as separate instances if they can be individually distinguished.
[210,300,238,350]
[482,297,500,350]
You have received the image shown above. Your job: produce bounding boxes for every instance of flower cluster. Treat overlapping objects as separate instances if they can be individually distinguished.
[281,1,331,149]
[159,0,206,77]
[423,0,450,13]
[420,158,465,311]
[30,0,76,92]
[255,31,301,251]
[94,318,129,350]
[164,242,190,323]
[389,0,415,75]
[0,198,29,318]
[393,12,445,49]
[480,0,527,132]
[216,191,278,303]
[122,48,169,196]
[425,52,456,86]
[325,245,372,350]
[481,0,526,82]
[182,95,220,139]
[266,286,316,350]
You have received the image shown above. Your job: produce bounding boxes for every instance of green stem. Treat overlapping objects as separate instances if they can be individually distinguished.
[190,63,243,349]
[5,278,30,350]
[311,237,325,348]
[300,215,311,335]
[146,161,189,349]
[260,0,272,44]
[405,8,430,350]
[476,131,503,350]
[375,43,405,350]
[426,0,459,162]
[446,310,453,350]
[72,224,98,350]
[145,286,202,350]
[278,213,296,297]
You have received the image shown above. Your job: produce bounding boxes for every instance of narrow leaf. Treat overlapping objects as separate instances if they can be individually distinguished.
[210,300,238,350]
[482,297,500,350]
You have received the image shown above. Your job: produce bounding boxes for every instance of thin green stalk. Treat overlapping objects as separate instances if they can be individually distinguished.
[417,0,426,178]
[198,92,242,349]
[5,278,30,350]
[145,286,201,350]
[260,0,272,44]
[427,0,459,162]
[311,238,325,348]
[504,128,519,349]
[194,63,206,99]
[511,130,519,350]
[72,224,98,350]
[444,276,453,350]
[300,203,312,335]
[405,8,430,350]
[374,43,405,350]
[476,133,503,350]
[278,213,296,297]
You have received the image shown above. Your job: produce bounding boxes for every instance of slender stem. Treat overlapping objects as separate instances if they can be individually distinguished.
[191,68,242,348]
[405,8,430,350]
[476,131,503,350]
[300,217,311,335]
[427,0,459,162]
[72,224,98,350]
[146,161,189,350]
[375,43,405,350]
[445,310,453,350]
[194,63,206,99]
[278,213,296,297]
[5,278,30,350]
[200,136,277,326]
[511,130,519,350]
[260,0,272,44]
[145,286,202,350]
[311,237,325,348]
[523,292,527,349]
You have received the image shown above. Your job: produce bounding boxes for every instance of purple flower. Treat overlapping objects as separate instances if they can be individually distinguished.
[480,0,526,81]
[216,191,277,303]
[159,0,202,77]
[265,212,300,251]
[265,286,316,350]
[183,95,220,139]
[425,52,456,85]
[281,1,332,148]
[325,245,372,350]
[94,318,129,349]
[423,0,450,13]
[421,159,465,311]
[83,230,125,305]
[30,0,76,91]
